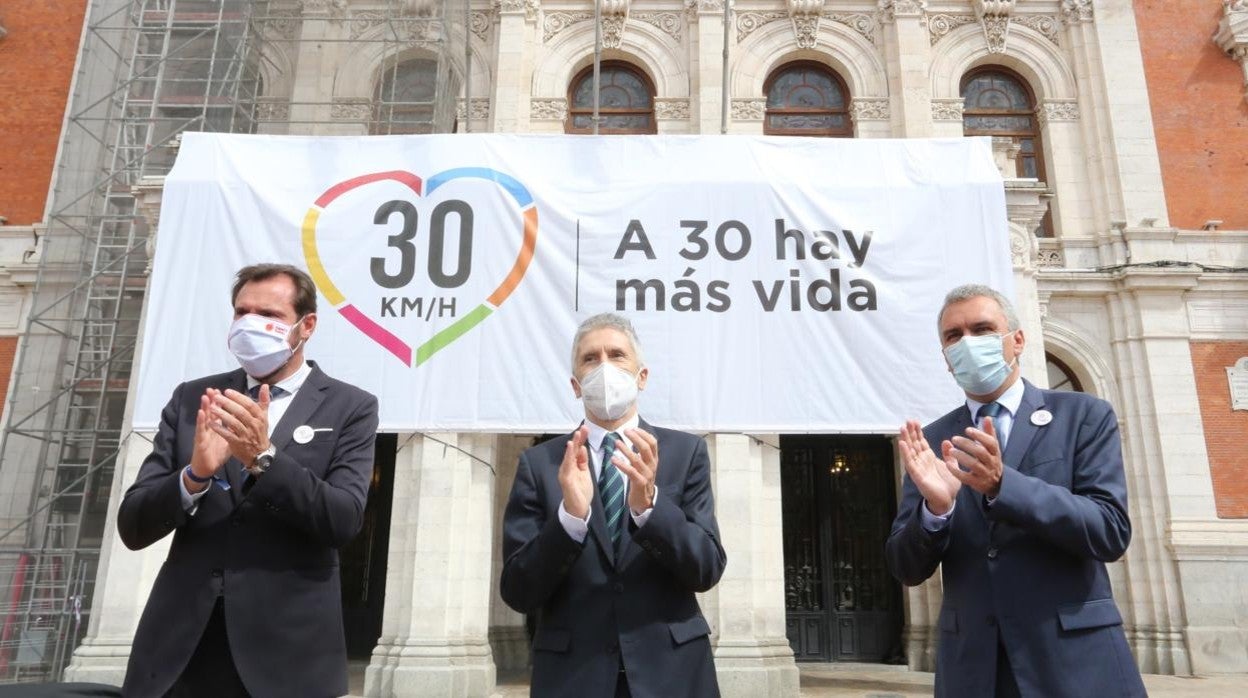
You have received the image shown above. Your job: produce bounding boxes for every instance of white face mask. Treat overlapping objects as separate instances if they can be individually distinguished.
[578,362,640,422]
[227,314,304,379]
[944,332,1017,396]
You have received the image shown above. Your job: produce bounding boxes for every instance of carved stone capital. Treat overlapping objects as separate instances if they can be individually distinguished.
[256,99,291,122]
[331,97,373,122]
[1037,99,1080,126]
[850,98,890,121]
[530,98,568,121]
[1215,0,1248,103]
[686,0,727,19]
[456,98,490,121]
[1059,0,1093,26]
[655,98,691,120]
[877,0,927,24]
[731,98,766,121]
[300,0,347,20]
[497,0,539,21]
[930,98,964,121]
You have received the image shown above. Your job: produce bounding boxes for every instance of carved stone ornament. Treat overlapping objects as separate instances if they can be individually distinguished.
[930,98,964,121]
[792,16,820,48]
[543,12,593,44]
[1015,14,1060,46]
[256,100,291,122]
[655,98,691,120]
[351,12,443,42]
[261,9,301,41]
[686,0,727,18]
[1215,0,1248,103]
[877,0,927,24]
[1059,0,1093,25]
[530,98,568,121]
[633,12,683,43]
[731,98,766,121]
[736,12,788,44]
[602,16,627,48]
[1036,246,1064,268]
[1037,100,1080,125]
[850,98,889,121]
[975,0,1015,54]
[331,98,373,121]
[456,98,490,121]
[300,0,347,19]
[1009,224,1036,269]
[825,13,877,44]
[497,0,539,21]
[470,10,494,43]
[928,13,976,45]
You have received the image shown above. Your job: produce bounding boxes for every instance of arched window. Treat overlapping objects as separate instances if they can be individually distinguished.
[961,68,1053,236]
[374,58,439,135]
[1045,353,1084,393]
[566,62,655,134]
[764,62,852,137]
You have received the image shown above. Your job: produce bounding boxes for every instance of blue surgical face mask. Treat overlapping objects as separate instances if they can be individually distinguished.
[944,332,1017,396]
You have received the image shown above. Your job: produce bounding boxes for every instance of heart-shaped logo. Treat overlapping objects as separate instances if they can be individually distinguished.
[301,168,538,366]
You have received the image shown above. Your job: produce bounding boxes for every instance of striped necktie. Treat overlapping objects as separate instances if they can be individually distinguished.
[599,432,626,544]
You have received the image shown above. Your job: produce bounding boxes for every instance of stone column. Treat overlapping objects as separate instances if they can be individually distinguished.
[287,5,351,135]
[1105,272,1209,675]
[490,1,537,132]
[488,435,531,674]
[62,432,167,685]
[688,1,731,134]
[877,1,934,137]
[702,434,799,697]
[64,179,169,686]
[365,433,497,697]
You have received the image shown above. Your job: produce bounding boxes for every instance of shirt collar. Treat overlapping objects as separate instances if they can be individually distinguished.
[246,358,311,397]
[965,376,1025,420]
[584,412,641,454]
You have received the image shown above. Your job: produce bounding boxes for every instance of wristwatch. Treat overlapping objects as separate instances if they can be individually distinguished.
[246,444,276,476]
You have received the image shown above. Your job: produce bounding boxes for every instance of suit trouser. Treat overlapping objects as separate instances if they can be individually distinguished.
[165,598,250,698]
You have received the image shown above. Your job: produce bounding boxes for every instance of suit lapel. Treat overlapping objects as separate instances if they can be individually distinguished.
[270,363,329,452]
[1003,380,1044,472]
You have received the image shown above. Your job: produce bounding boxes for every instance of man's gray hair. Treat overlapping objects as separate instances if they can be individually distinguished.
[570,313,645,371]
[938,284,1020,333]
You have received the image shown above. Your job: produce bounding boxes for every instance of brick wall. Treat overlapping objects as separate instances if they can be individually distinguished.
[1190,341,1248,518]
[0,337,15,422]
[0,1,88,226]
[1134,1,1248,230]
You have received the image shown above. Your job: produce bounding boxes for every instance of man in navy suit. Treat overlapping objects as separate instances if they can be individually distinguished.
[118,264,378,697]
[886,284,1145,697]
[500,313,726,698]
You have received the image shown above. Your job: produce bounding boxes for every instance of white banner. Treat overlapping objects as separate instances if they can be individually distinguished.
[134,133,1011,432]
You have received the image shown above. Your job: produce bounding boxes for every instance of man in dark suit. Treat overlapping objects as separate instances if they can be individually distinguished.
[118,264,378,698]
[886,284,1145,697]
[500,313,727,698]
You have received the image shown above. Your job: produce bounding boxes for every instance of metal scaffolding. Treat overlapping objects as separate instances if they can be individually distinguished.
[0,0,467,682]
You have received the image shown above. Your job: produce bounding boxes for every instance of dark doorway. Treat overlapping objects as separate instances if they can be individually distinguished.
[340,432,397,658]
[780,435,903,663]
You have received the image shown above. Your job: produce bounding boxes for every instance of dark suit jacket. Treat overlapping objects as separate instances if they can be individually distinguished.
[500,420,727,698]
[117,363,378,698]
[886,379,1145,697]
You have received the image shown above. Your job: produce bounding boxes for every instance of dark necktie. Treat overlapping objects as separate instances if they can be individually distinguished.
[248,384,286,401]
[599,432,626,545]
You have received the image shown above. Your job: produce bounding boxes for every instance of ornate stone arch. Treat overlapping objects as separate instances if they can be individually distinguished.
[1041,318,1119,403]
[732,19,888,101]
[929,23,1076,101]
[331,22,493,102]
[253,43,295,101]
[532,20,687,98]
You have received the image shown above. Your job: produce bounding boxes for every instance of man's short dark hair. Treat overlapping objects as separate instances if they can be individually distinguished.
[231,264,318,317]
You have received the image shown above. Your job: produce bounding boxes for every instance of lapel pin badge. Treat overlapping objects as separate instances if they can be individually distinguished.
[1031,409,1053,426]
[293,425,315,444]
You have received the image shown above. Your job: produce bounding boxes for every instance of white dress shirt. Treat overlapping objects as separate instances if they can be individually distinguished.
[179,359,312,512]
[557,413,657,543]
[920,376,1025,530]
